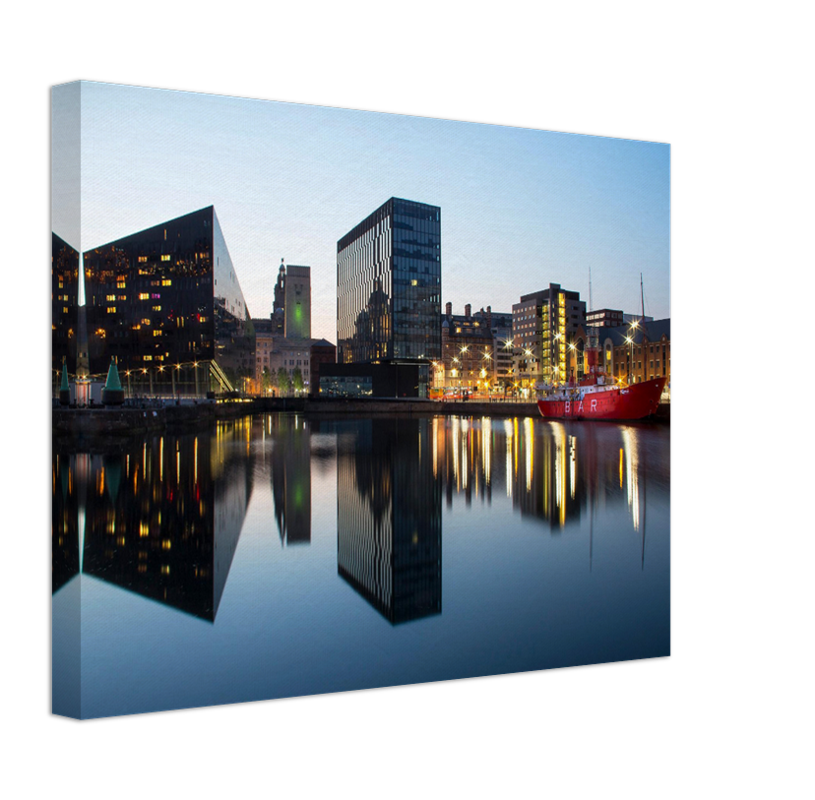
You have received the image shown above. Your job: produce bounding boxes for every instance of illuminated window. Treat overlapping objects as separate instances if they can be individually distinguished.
[138,256,147,263]
[162,279,172,286]
[106,294,116,302]
[153,330,162,337]
[107,307,116,313]
[152,305,162,311]
[161,255,171,262]
[141,318,151,325]
[138,293,149,300]
[143,355,153,361]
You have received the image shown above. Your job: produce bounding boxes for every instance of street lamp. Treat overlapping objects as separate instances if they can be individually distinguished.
[623,319,643,384]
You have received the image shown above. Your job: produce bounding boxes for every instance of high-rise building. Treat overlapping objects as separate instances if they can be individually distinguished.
[512,283,586,387]
[81,206,254,395]
[337,197,441,364]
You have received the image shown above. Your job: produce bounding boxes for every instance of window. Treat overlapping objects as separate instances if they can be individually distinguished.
[161,255,171,262]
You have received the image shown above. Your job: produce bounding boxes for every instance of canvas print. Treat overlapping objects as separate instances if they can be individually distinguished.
[51,81,670,719]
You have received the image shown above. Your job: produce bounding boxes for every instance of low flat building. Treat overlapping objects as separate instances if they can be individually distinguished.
[319,361,429,399]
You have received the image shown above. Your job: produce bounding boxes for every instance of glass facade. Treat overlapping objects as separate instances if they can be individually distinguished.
[81,207,254,394]
[337,198,441,364]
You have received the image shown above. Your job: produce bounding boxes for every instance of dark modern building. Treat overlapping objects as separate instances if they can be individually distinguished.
[81,206,254,395]
[309,338,336,397]
[337,198,441,365]
[333,198,441,398]
[52,233,80,378]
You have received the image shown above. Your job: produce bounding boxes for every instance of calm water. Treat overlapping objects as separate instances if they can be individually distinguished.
[52,413,670,719]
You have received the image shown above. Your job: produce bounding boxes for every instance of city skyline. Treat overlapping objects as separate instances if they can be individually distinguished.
[53,82,670,342]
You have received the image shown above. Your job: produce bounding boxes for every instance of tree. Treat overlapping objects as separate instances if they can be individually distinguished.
[261,367,271,396]
[292,367,304,395]
[277,367,291,397]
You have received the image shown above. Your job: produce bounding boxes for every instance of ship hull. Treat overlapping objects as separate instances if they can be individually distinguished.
[537,377,667,421]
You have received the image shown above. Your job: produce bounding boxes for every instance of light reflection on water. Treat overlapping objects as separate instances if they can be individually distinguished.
[52,413,670,719]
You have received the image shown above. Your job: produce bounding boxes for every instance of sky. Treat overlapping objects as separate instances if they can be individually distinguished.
[55,81,670,342]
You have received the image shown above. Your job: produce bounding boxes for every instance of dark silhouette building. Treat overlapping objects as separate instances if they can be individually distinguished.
[80,206,254,394]
[52,233,80,378]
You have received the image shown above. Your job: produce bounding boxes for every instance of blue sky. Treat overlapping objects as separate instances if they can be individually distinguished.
[65,81,669,341]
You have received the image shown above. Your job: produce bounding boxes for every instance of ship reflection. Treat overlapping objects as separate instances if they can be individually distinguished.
[51,423,253,622]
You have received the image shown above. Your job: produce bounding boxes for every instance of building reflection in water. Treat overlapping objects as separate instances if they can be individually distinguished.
[434,416,663,539]
[51,420,253,622]
[53,414,663,629]
[52,452,80,594]
[262,414,312,546]
[334,418,442,624]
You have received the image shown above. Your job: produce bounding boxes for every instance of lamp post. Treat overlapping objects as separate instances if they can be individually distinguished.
[625,319,640,385]
[568,342,577,384]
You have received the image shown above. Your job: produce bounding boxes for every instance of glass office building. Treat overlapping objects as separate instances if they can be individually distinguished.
[81,206,254,394]
[337,198,441,364]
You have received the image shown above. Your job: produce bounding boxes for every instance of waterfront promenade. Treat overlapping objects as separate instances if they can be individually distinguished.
[52,395,669,439]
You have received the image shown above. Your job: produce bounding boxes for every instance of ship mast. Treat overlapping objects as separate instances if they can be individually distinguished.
[640,272,645,324]
[589,266,593,312]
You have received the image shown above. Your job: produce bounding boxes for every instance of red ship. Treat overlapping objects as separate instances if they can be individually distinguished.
[537,313,667,420]
[537,374,667,421]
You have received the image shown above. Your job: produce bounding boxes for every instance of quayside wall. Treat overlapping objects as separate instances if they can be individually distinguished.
[53,397,669,439]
